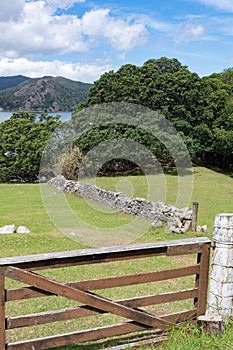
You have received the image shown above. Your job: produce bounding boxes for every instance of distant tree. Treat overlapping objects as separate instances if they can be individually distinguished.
[0,111,61,182]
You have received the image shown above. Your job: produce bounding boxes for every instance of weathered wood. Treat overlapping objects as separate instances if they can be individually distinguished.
[104,335,168,349]
[195,244,210,316]
[191,202,199,231]
[6,309,197,350]
[0,237,211,270]
[7,289,198,329]
[1,238,210,349]
[6,267,170,329]
[0,268,6,350]
[6,265,200,301]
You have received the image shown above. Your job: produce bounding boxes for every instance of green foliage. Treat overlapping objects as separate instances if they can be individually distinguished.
[0,111,61,182]
[68,103,191,178]
[73,57,233,173]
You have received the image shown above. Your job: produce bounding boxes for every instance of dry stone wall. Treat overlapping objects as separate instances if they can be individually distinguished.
[47,176,192,233]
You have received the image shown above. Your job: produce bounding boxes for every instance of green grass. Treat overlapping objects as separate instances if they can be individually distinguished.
[142,321,233,350]
[94,166,233,234]
[0,166,232,257]
[0,166,232,348]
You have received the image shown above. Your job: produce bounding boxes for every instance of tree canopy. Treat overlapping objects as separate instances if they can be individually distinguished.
[0,111,61,182]
[71,57,233,174]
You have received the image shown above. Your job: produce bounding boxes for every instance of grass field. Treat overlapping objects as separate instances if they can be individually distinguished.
[0,166,232,256]
[0,166,232,349]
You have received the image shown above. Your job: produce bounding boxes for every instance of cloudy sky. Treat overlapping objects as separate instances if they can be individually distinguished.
[0,0,233,82]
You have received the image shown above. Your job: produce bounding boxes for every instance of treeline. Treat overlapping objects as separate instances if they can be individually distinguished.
[0,57,232,182]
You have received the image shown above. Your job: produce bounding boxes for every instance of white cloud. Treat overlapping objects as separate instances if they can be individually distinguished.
[2,1,88,55]
[44,0,85,10]
[0,57,115,83]
[0,1,148,58]
[146,15,206,44]
[197,0,233,12]
[0,0,25,21]
[81,9,147,51]
[174,23,205,43]
[147,18,173,33]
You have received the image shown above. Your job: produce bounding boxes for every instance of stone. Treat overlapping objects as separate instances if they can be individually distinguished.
[197,225,207,233]
[208,213,233,318]
[0,224,16,234]
[151,218,163,228]
[16,226,31,234]
[198,311,224,335]
[213,213,233,244]
[201,224,207,232]
[47,176,193,233]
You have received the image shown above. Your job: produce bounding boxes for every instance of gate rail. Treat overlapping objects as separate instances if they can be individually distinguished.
[0,237,211,349]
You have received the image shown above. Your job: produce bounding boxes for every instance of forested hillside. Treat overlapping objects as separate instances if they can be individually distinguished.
[0,76,92,112]
[0,75,31,91]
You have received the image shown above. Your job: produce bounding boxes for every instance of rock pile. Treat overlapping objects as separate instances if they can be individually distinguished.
[0,225,31,234]
[47,176,193,233]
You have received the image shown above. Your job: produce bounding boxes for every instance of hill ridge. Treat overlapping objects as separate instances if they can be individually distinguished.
[0,75,92,112]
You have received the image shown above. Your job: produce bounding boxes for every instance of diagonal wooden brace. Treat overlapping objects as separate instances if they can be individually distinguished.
[6,266,170,330]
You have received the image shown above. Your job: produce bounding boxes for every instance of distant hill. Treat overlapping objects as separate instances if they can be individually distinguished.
[0,76,93,112]
[0,75,31,91]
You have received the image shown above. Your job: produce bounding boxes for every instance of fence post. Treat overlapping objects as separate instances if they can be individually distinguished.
[208,213,233,318]
[195,243,211,317]
[191,202,199,231]
[0,268,6,350]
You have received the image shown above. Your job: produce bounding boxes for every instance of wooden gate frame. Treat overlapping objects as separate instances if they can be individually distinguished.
[0,237,211,349]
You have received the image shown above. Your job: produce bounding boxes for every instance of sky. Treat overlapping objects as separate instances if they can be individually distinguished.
[0,0,233,83]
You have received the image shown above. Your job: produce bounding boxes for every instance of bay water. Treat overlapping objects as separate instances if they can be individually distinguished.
[0,111,72,124]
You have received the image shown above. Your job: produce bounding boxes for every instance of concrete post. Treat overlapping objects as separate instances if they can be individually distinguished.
[208,213,233,318]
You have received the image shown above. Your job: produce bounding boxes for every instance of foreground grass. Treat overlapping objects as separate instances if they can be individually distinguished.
[0,166,232,348]
[143,321,233,350]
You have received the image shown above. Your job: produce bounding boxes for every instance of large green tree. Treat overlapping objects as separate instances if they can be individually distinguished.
[0,111,61,182]
[72,57,233,172]
[71,58,207,173]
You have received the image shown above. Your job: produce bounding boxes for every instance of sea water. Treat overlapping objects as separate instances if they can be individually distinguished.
[0,111,72,123]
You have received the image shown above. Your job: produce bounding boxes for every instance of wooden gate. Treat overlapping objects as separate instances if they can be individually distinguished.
[0,237,211,349]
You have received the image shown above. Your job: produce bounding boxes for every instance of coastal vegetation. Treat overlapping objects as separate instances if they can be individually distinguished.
[0,57,233,183]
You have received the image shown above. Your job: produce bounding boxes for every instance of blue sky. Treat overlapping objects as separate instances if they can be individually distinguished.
[0,0,232,82]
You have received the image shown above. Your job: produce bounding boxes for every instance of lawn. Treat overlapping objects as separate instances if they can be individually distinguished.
[0,166,232,257]
[0,166,232,349]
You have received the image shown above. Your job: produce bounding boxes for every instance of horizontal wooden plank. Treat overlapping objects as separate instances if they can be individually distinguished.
[6,265,200,301]
[6,267,170,329]
[6,309,197,350]
[104,335,168,350]
[0,237,211,270]
[7,288,198,329]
